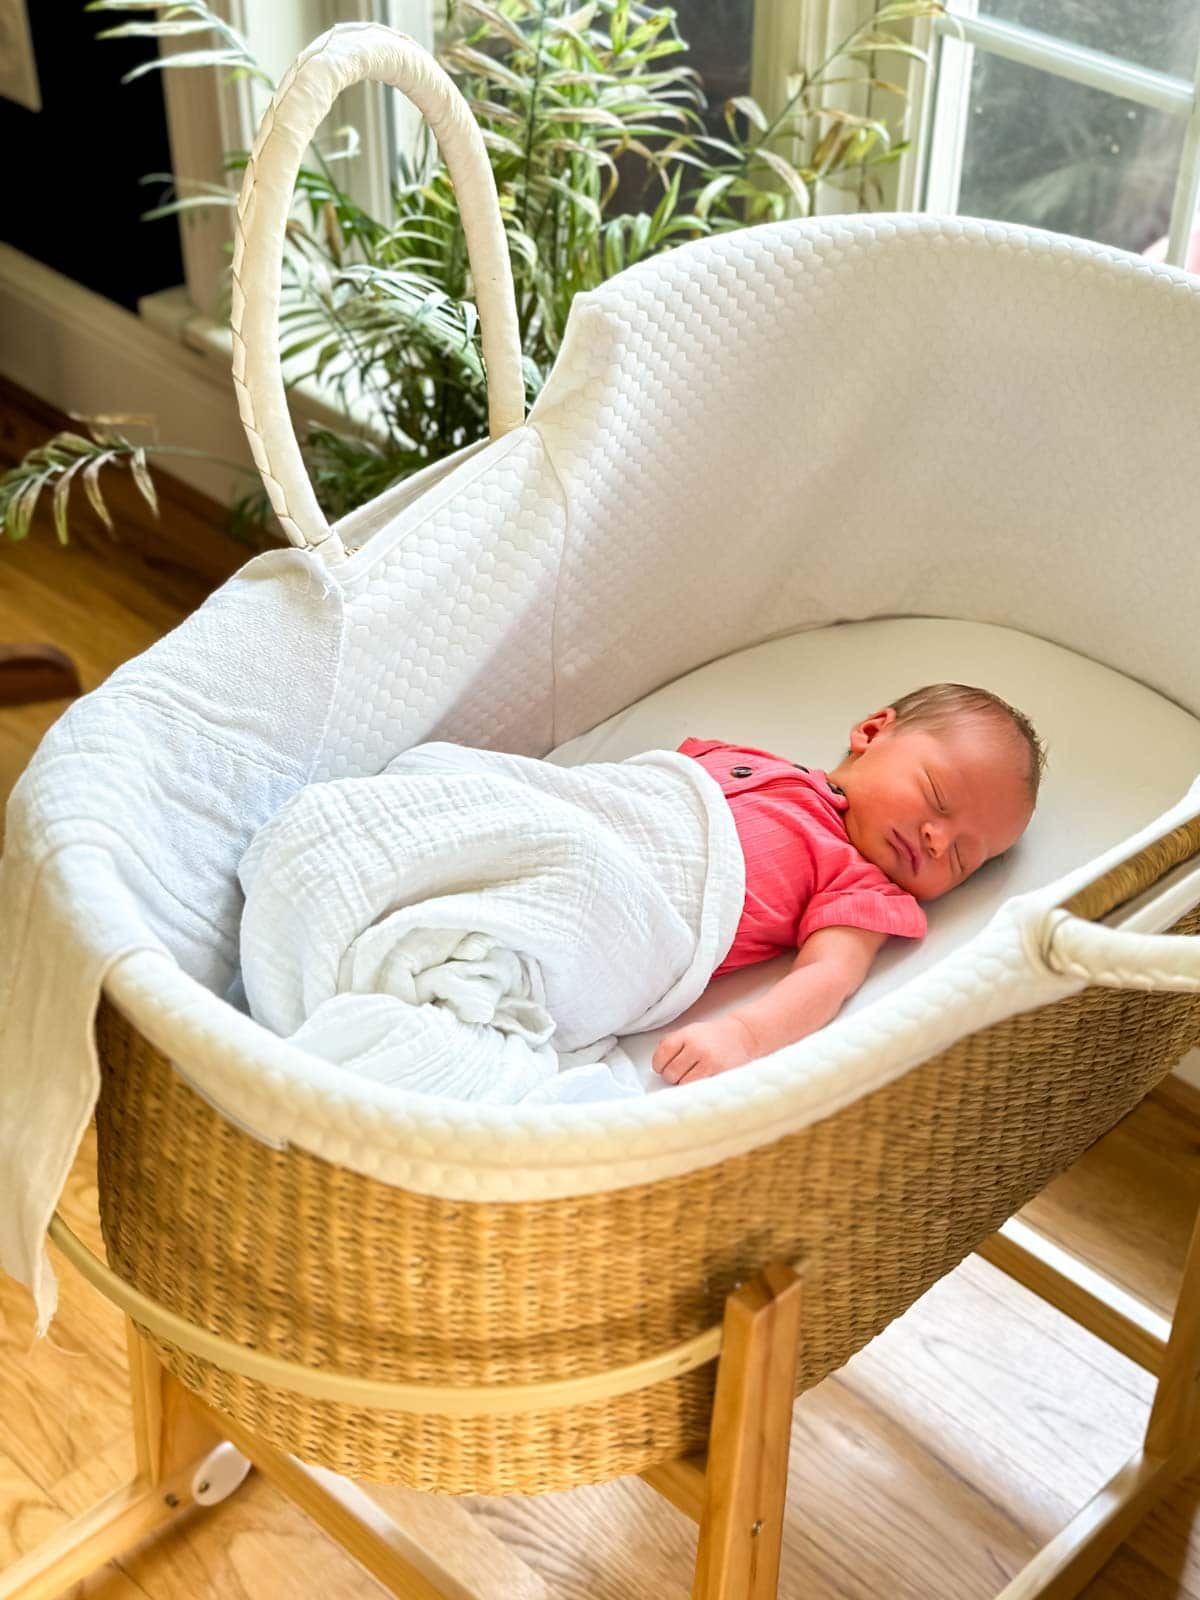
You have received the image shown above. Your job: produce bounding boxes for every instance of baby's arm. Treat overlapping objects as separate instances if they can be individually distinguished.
[652,924,888,1085]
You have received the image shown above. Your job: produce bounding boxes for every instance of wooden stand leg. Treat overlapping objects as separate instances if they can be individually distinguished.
[691,1264,803,1600]
[186,1396,476,1600]
[0,1324,233,1600]
[995,1199,1200,1600]
[124,1320,227,1487]
[1144,1198,1200,1459]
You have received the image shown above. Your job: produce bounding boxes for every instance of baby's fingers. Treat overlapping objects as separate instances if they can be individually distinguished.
[652,1030,685,1074]
[663,1044,710,1084]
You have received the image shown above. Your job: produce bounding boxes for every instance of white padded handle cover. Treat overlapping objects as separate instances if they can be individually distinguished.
[230,22,525,564]
[1045,909,1200,993]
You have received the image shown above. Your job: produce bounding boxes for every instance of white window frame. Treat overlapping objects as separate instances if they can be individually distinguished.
[751,0,938,215]
[898,2,1200,268]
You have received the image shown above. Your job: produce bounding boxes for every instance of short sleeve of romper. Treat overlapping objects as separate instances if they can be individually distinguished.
[678,738,926,977]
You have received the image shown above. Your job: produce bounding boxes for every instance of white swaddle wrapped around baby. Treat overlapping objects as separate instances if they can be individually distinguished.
[237,741,745,1103]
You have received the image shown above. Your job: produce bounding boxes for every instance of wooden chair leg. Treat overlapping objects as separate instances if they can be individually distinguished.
[0,1323,234,1600]
[691,1264,803,1600]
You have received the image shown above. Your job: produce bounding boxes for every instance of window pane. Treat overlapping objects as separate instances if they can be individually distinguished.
[977,0,1200,79]
[956,52,1185,253]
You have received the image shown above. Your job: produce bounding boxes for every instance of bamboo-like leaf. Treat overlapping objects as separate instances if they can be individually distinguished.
[623,13,672,51]
[541,104,627,127]
[873,0,946,20]
[440,43,527,90]
[118,48,260,84]
[456,0,529,50]
[868,139,911,167]
[842,38,931,66]
[750,147,812,214]
[809,123,842,172]
[692,172,736,219]
[50,455,95,545]
[724,95,767,132]
[555,1,599,33]
[71,410,157,429]
[10,473,50,542]
[544,174,601,225]
[139,170,237,197]
[609,0,628,53]
[461,299,479,349]
[479,128,527,158]
[811,104,890,134]
[129,448,160,518]
[92,18,222,38]
[82,453,118,535]
[141,193,239,221]
[53,432,100,457]
[473,98,524,125]
[85,1,200,9]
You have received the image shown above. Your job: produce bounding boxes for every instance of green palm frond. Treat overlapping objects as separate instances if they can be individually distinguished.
[0,413,258,544]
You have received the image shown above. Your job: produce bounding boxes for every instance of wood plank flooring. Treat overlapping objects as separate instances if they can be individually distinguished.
[2,379,1200,1598]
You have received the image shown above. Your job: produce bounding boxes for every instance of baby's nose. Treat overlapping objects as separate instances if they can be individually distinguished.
[921,820,948,858]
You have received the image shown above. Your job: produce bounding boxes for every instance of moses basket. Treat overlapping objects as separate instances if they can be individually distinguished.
[6,21,1200,1600]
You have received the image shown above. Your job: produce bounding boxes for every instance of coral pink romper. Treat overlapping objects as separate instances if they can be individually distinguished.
[678,738,926,977]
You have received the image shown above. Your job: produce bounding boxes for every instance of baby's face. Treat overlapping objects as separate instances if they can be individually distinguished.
[833,710,1034,902]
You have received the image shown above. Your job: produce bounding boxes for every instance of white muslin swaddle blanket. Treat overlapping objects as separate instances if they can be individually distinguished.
[237,741,745,1103]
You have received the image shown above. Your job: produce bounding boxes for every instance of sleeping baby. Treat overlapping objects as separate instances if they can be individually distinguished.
[238,680,1044,1101]
[652,681,1044,1084]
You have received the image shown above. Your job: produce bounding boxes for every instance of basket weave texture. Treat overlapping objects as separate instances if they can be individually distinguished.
[96,870,1199,1493]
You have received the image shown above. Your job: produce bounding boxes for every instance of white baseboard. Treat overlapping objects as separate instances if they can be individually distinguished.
[0,244,255,506]
[0,244,386,510]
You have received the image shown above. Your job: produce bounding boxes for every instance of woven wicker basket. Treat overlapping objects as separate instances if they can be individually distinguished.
[94,823,1200,1495]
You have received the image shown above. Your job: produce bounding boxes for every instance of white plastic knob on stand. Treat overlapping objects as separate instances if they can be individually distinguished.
[191,1441,252,1506]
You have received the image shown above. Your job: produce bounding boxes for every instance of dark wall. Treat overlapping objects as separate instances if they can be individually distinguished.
[0,5,184,311]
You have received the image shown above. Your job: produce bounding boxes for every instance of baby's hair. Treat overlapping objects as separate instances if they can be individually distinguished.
[887,683,1047,807]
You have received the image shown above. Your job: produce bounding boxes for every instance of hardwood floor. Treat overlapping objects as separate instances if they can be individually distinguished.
[2,378,1200,1599]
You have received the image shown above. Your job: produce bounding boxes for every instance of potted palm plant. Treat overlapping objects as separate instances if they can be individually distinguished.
[0,0,942,548]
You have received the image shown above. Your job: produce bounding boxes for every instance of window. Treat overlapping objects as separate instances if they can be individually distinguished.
[906,0,1200,266]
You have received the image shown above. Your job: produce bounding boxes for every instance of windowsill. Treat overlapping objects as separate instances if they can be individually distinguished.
[138,284,393,449]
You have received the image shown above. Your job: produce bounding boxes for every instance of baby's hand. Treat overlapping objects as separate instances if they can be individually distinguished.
[652,1014,759,1085]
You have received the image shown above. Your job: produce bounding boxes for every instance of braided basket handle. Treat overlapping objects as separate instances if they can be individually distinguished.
[1044,908,1200,993]
[231,22,525,565]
